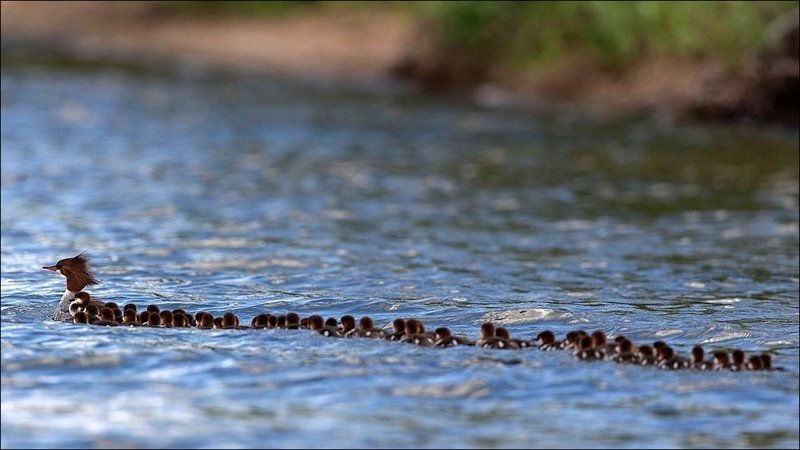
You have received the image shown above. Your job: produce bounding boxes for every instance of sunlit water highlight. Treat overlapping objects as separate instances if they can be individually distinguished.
[1,65,798,448]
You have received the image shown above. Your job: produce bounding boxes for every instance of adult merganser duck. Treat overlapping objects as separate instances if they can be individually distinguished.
[43,252,100,322]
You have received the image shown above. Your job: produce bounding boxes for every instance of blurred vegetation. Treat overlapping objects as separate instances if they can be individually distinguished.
[162,1,319,16]
[414,1,796,68]
[165,1,796,68]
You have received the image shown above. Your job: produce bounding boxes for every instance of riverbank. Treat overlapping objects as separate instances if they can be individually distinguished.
[2,1,797,124]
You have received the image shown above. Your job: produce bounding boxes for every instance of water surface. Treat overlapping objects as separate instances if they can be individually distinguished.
[1,64,798,448]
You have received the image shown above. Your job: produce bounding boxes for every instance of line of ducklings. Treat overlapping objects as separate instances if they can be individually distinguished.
[68,293,782,372]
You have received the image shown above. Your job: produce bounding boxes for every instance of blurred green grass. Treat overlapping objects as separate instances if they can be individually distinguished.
[166,1,796,69]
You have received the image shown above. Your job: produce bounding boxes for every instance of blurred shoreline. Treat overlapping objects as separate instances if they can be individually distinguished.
[2,1,797,125]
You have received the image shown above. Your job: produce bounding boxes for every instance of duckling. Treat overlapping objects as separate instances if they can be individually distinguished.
[535,330,559,351]
[285,312,301,330]
[496,327,531,348]
[68,301,85,317]
[759,353,784,371]
[611,338,638,363]
[730,349,746,372]
[139,310,151,324]
[122,309,140,326]
[386,318,406,341]
[401,319,434,346]
[712,351,730,371]
[340,315,357,337]
[93,307,119,326]
[73,311,90,324]
[251,314,269,329]
[559,330,588,350]
[147,311,162,327]
[172,313,188,328]
[638,345,656,366]
[355,316,386,338]
[575,335,600,360]
[222,312,243,329]
[197,313,214,330]
[690,346,714,370]
[746,355,763,371]
[309,315,342,337]
[656,346,688,370]
[434,327,473,347]
[159,310,174,328]
[476,322,516,350]
[493,327,521,350]
[213,317,224,329]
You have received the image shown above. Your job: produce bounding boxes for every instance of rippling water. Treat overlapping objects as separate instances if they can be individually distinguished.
[1,64,798,448]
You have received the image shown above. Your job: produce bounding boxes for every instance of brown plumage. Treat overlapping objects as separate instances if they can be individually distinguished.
[42,252,100,292]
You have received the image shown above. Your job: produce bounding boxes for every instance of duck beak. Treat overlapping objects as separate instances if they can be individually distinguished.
[42,265,58,271]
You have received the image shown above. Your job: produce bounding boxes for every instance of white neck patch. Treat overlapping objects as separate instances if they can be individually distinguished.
[60,289,77,303]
